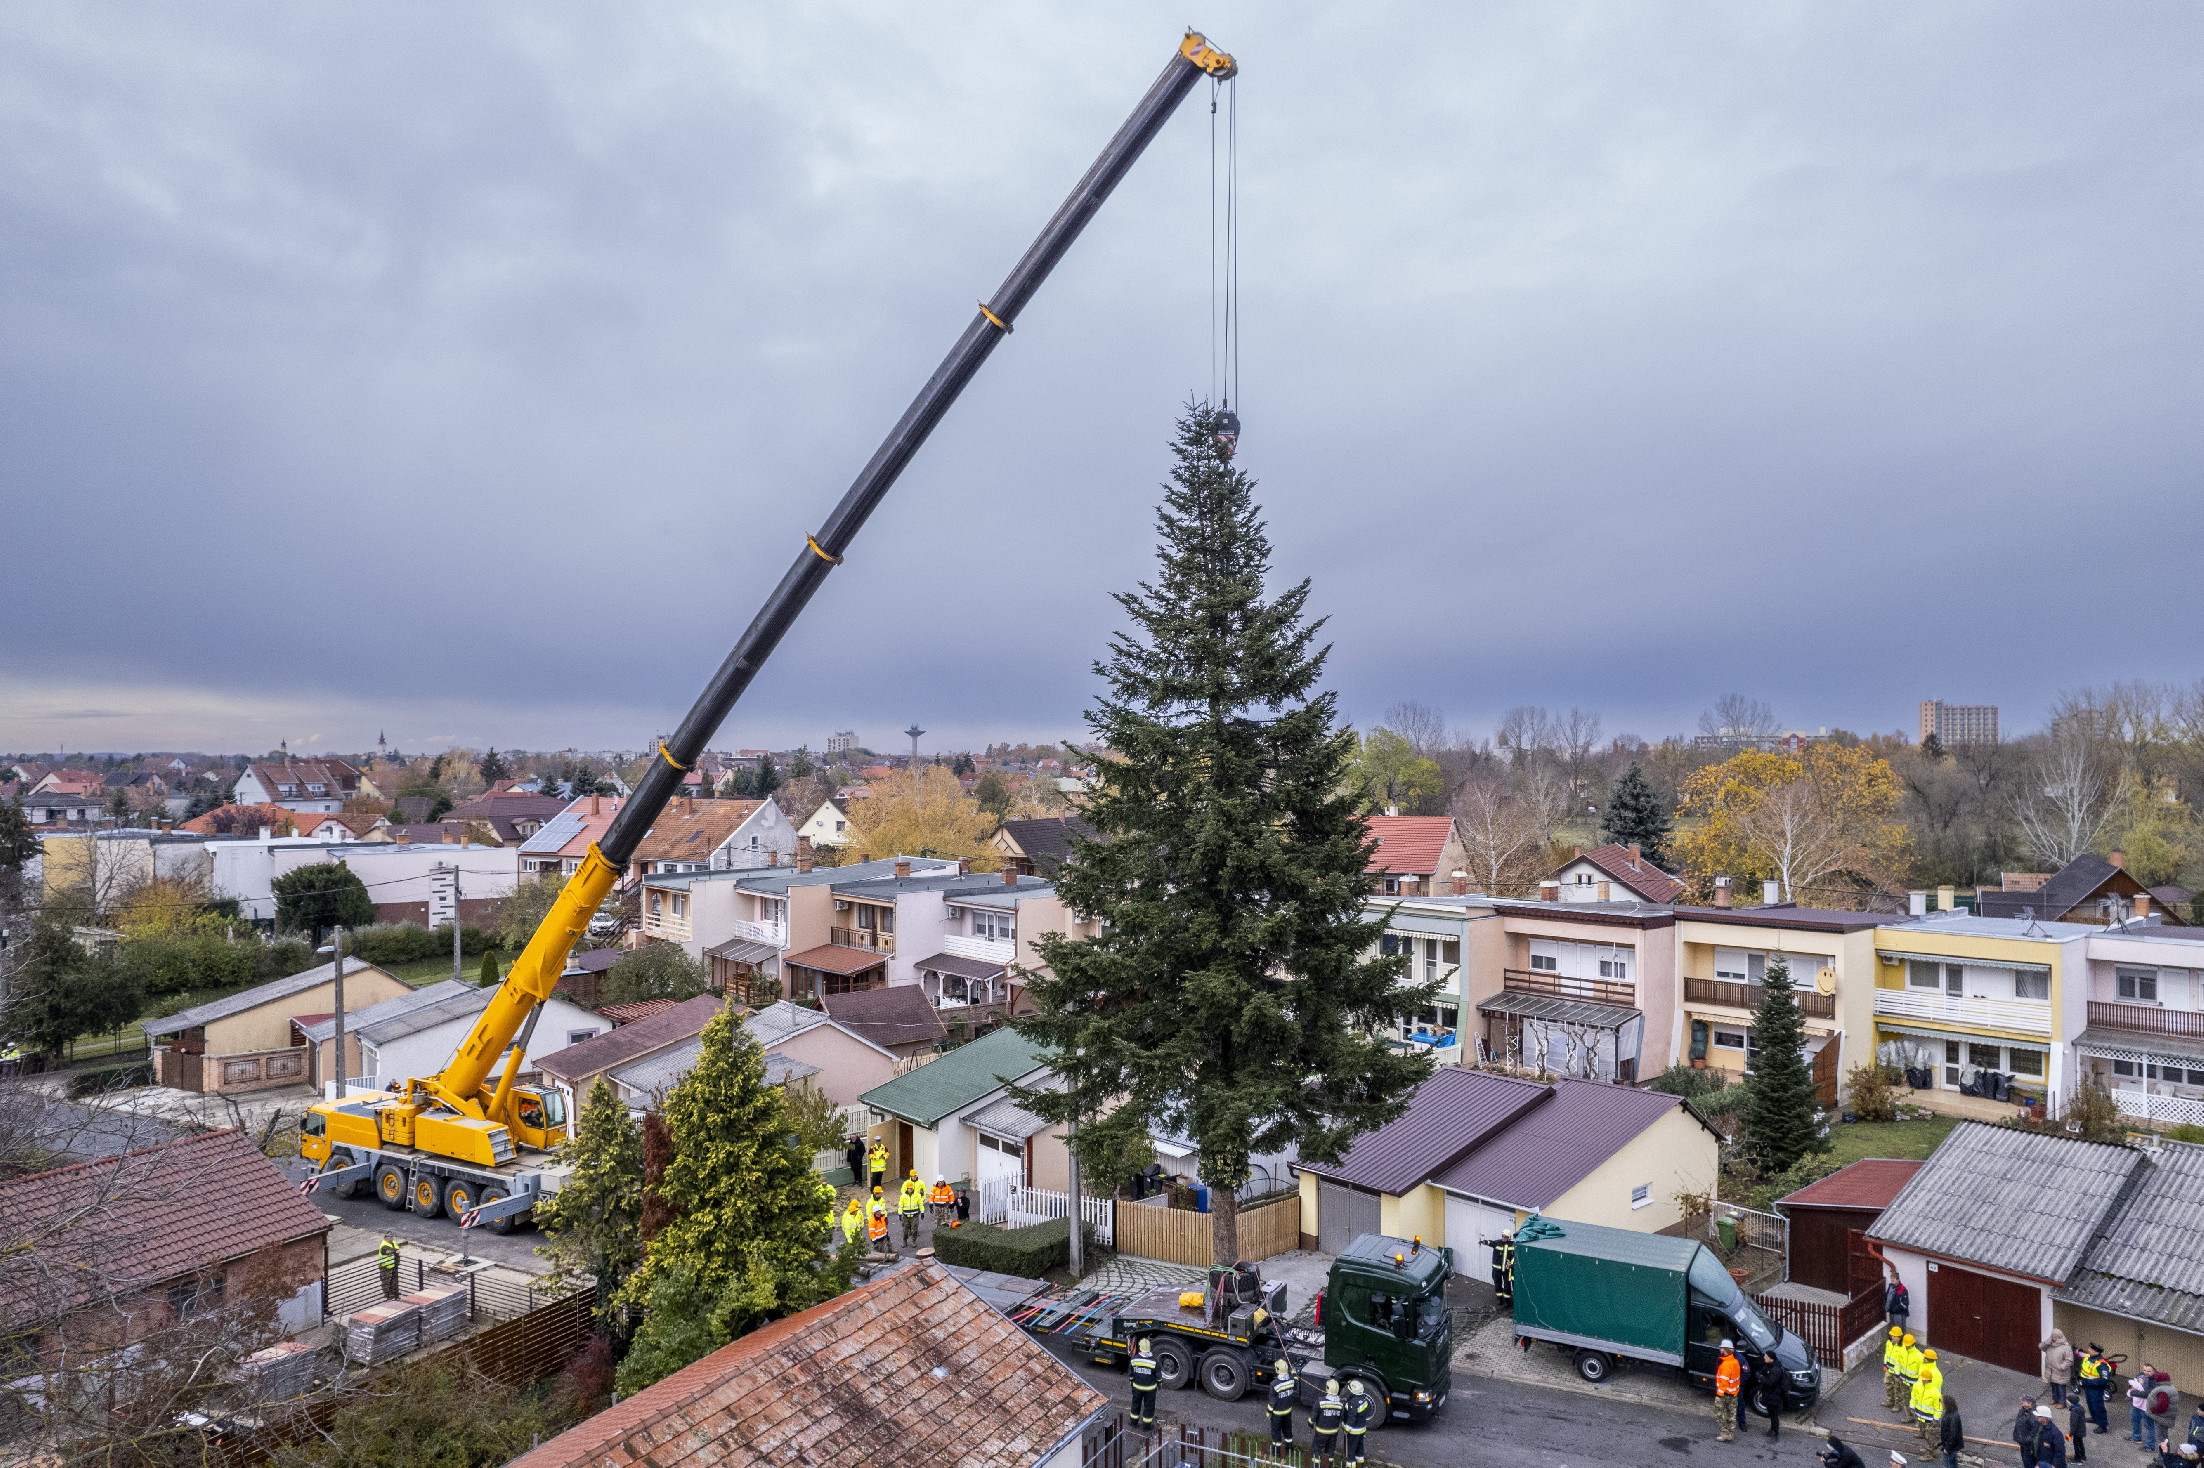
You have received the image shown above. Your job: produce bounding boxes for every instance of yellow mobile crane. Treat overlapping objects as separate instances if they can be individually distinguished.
[298,30,1238,1231]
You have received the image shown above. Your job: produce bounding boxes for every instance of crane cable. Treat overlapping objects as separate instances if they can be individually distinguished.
[1209,73,1240,445]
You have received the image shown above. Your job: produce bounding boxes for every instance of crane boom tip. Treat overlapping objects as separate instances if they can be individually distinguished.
[1181,30,1237,79]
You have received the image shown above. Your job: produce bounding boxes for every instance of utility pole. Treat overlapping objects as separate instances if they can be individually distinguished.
[330,925,346,1099]
[1065,1113,1084,1278]
[450,862,463,985]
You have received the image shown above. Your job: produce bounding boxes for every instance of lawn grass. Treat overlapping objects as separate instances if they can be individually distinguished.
[377,955,479,987]
[1823,1112,1963,1167]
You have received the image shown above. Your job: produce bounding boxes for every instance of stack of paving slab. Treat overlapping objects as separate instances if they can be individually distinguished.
[343,1301,421,1365]
[238,1340,317,1402]
[401,1284,469,1346]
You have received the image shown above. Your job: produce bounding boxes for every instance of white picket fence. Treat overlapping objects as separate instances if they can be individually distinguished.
[2114,1087,2204,1127]
[971,1178,1114,1247]
[813,1104,874,1174]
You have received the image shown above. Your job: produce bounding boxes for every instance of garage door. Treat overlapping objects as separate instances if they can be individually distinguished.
[1443,1196,1516,1282]
[1926,1261,2040,1374]
[1317,1180,1381,1255]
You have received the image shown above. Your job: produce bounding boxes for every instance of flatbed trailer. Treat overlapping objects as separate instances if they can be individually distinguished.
[1086,1281,1292,1404]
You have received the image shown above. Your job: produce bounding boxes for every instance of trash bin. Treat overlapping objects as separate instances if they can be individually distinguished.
[1192,1185,1211,1214]
[1717,1217,1738,1253]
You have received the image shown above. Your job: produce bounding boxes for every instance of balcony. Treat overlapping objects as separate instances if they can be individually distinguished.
[1685,976,1836,1019]
[829,926,896,955]
[941,933,1017,966]
[1503,968,1635,1007]
[2088,1000,2204,1041]
[1873,988,2052,1037]
[729,917,788,948]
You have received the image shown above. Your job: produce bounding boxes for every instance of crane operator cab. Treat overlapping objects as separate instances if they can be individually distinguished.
[508,1086,566,1151]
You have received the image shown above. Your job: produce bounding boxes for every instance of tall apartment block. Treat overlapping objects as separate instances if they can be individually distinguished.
[1919,700,1999,746]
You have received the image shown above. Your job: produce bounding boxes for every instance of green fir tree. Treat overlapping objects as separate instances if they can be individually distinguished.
[1599,763,1673,869]
[1742,955,1825,1175]
[1015,403,1435,1266]
[477,950,499,987]
[614,1009,853,1393]
[752,754,780,799]
[535,1077,644,1335]
[478,747,510,784]
[789,747,814,780]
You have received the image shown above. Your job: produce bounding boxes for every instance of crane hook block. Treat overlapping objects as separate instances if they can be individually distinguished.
[1181,30,1237,79]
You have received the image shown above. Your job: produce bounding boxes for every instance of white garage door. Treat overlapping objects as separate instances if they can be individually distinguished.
[977,1132,1023,1187]
[1444,1195,1516,1281]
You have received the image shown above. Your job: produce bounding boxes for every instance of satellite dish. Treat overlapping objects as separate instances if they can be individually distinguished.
[1815,966,1838,996]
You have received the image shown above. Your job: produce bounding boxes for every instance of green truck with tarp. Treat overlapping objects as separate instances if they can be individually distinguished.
[1503,1216,1822,1407]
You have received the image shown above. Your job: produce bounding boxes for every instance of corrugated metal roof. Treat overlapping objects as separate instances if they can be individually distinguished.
[295,978,478,1045]
[537,995,726,1082]
[1474,990,1641,1029]
[966,1076,1063,1141]
[1432,1077,1688,1210]
[143,957,385,1036]
[913,952,1005,981]
[858,1026,1050,1128]
[1776,1158,1923,1212]
[1867,1122,2140,1283]
[2058,1140,2204,1332]
[1300,1068,1553,1196]
[743,1001,831,1049]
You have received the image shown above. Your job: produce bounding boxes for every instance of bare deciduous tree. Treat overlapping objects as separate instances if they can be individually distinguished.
[1496,706,1555,765]
[2014,735,2132,868]
[1700,694,1778,740]
[1452,776,1549,896]
[1382,701,1450,761]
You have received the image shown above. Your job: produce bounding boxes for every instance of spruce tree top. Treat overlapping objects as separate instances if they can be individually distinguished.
[1600,762,1672,870]
[1017,404,1434,1194]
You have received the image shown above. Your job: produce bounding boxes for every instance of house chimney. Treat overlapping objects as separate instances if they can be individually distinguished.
[796,835,814,874]
[1629,843,1641,860]
[1538,880,1561,902]
[1714,876,1731,908]
[1003,865,1018,887]
[895,858,912,879]
[590,795,601,815]
[1762,879,1781,906]
[1596,880,1611,902]
[1937,885,1955,912]
[681,796,694,815]
[1400,875,1420,896]
[2134,893,2151,920]
[958,857,970,875]
[2109,850,2125,869]
[767,849,780,867]
[1452,869,1469,897]
[1572,845,1583,859]
[858,852,871,864]
[1909,889,1929,917]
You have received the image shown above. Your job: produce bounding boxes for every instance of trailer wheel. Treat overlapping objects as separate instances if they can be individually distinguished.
[1151,1336,1194,1390]
[1575,1349,1617,1383]
[1198,1349,1249,1402]
[412,1175,443,1218]
[374,1163,408,1210]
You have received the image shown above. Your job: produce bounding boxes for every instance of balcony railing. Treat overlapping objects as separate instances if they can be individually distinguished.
[1873,988,2052,1036]
[829,927,896,955]
[1685,976,1836,1019]
[729,918,788,948]
[1503,968,1636,1007]
[2088,1000,2204,1041]
[941,933,1017,966]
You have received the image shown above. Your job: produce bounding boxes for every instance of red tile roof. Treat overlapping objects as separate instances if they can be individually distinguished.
[597,999,683,1024]
[1569,843,1687,903]
[0,1129,331,1324]
[631,800,770,868]
[181,802,299,836]
[507,1259,1108,1468]
[1364,815,1456,875]
[1777,1158,1924,1212]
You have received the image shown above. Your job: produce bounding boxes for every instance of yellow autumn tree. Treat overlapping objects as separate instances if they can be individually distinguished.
[1673,745,1909,908]
[843,765,1002,870]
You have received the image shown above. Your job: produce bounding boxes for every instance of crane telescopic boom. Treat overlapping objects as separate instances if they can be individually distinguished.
[390,30,1237,1150]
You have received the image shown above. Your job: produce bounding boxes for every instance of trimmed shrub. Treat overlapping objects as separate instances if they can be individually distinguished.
[347,923,442,966]
[930,1216,1098,1277]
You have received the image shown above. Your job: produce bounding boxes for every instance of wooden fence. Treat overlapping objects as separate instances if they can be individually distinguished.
[1753,1283,1885,1371]
[1114,1195,1299,1266]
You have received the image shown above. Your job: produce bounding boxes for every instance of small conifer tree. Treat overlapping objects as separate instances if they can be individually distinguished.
[1743,956,1825,1174]
[1599,763,1673,869]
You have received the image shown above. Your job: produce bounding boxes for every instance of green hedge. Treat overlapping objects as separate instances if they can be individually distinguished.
[346,922,499,965]
[930,1216,1098,1277]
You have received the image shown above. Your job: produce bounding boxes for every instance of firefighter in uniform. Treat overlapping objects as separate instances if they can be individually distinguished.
[1896,1333,1922,1416]
[841,1195,865,1248]
[1342,1379,1373,1464]
[1311,1379,1345,1465]
[1717,1341,1743,1442]
[929,1174,956,1222]
[1128,1339,1159,1429]
[898,1170,927,1245]
[1913,1349,1944,1451]
[867,1140,888,1193]
[1885,1326,1909,1411]
[1267,1357,1298,1456]
[1491,1234,1517,1303]
[377,1234,401,1300]
[867,1194,890,1254]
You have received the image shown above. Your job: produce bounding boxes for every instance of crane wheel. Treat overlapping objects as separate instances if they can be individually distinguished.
[374,1163,408,1210]
[329,1150,364,1199]
[443,1179,475,1220]
[477,1188,519,1234]
[413,1175,443,1218]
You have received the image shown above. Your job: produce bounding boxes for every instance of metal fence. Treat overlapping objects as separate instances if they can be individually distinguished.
[326,1247,588,1325]
[1081,1414,1409,1467]
[1712,1200,1788,1258]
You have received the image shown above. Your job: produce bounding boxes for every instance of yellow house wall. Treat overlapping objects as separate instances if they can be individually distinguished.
[1543,1105,1718,1234]
[2055,1303,2204,1399]
[1380,1183,1446,1245]
[200,966,410,1056]
[1870,929,2072,1046]
[1298,1168,1319,1245]
[787,884,834,953]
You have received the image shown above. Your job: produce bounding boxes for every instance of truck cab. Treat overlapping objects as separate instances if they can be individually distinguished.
[1299,1233,1454,1424]
[1681,1246,1820,1409]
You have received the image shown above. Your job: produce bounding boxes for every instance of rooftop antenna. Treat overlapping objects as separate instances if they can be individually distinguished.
[905,724,925,764]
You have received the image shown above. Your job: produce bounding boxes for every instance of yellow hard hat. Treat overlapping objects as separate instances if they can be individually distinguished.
[1923,1349,1937,1361]
[1902,1333,1916,1346]
[1890,1327,1902,1338]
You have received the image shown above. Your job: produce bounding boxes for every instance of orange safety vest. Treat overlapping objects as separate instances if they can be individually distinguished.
[929,1182,955,1206]
[867,1205,889,1242]
[1716,1355,1742,1397]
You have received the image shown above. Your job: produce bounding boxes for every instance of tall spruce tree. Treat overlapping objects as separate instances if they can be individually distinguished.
[614,1009,853,1393]
[1742,955,1825,1174]
[1599,763,1673,869]
[1016,404,1436,1266]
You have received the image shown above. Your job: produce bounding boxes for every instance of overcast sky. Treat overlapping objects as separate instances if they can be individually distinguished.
[4,3,2198,759]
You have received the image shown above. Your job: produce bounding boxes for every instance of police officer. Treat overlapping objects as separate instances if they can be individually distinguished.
[1267,1357,1298,1457]
[1342,1379,1373,1464]
[898,1170,927,1245]
[1311,1378,1345,1465]
[377,1233,401,1300]
[1886,1326,1910,1411]
[1128,1339,1159,1430]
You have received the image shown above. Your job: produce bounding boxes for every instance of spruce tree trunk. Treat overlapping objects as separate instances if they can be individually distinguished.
[1210,1183,1241,1267]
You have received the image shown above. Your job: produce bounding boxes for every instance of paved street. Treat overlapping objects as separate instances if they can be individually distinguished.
[316,1185,553,1272]
[1037,1333,1828,1468]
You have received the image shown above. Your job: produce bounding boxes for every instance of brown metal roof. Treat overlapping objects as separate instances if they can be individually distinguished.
[1299,1068,1552,1196]
[1431,1076,1696,1211]
[1776,1158,1923,1212]
[783,944,890,977]
[505,1259,1107,1468]
[914,951,1005,982]
[819,986,947,1049]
